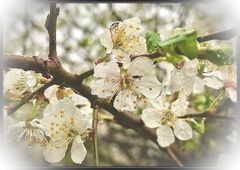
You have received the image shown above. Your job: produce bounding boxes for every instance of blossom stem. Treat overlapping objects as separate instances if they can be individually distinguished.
[166,147,183,167]
[207,88,225,111]
[92,107,99,166]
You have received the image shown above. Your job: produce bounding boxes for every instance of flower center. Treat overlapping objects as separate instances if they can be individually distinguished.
[159,110,176,126]
[119,73,134,89]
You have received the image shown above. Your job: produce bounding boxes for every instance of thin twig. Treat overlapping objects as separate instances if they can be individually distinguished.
[7,80,55,115]
[45,3,59,59]
[197,28,237,42]
[166,147,184,167]
[92,107,99,166]
[180,112,236,121]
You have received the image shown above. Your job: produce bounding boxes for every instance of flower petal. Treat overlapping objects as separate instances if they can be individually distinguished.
[169,69,181,93]
[171,96,189,116]
[94,62,120,79]
[193,76,205,94]
[182,59,198,77]
[156,125,175,147]
[71,93,91,107]
[75,107,93,135]
[90,79,118,98]
[99,29,113,53]
[71,135,87,164]
[141,108,161,128]
[173,119,192,141]
[127,57,155,76]
[134,76,162,99]
[226,87,237,102]
[203,77,223,89]
[181,74,194,96]
[43,143,68,163]
[150,91,170,111]
[44,85,59,103]
[112,49,131,68]
[113,89,137,111]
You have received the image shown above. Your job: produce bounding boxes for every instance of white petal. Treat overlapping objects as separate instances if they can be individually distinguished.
[169,69,181,93]
[193,76,205,94]
[150,92,170,111]
[94,62,120,79]
[181,73,194,96]
[90,79,118,98]
[71,93,91,107]
[71,135,87,164]
[127,57,155,76]
[75,107,93,135]
[4,69,29,97]
[55,98,76,119]
[182,59,198,77]
[156,125,175,147]
[171,96,189,116]
[123,17,141,24]
[43,143,68,163]
[203,77,223,89]
[112,49,131,68]
[99,29,113,53]
[113,89,137,111]
[158,62,175,85]
[226,88,237,102]
[141,108,161,128]
[173,119,192,141]
[134,76,162,99]
[26,72,37,87]
[44,85,59,102]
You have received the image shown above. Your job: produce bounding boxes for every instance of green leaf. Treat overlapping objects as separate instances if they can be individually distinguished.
[198,44,233,66]
[189,119,205,134]
[146,31,161,53]
[159,28,198,60]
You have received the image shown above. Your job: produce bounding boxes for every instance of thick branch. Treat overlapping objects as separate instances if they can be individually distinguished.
[4,53,158,142]
[45,3,59,59]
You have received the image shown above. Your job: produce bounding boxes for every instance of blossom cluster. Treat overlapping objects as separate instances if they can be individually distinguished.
[4,71,93,164]
[90,17,236,147]
[3,17,236,164]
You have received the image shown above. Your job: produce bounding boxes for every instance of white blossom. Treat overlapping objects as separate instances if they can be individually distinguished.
[4,69,37,99]
[141,93,192,147]
[7,119,50,146]
[90,57,162,112]
[42,98,92,164]
[169,59,204,96]
[203,65,237,102]
[99,17,147,63]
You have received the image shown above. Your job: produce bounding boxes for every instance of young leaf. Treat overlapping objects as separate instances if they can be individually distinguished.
[159,28,198,60]
[146,31,161,53]
[198,44,233,66]
[189,119,205,134]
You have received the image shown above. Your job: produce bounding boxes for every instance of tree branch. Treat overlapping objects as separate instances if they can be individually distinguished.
[45,3,59,59]
[92,107,99,166]
[166,147,183,167]
[180,112,236,121]
[197,28,237,42]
